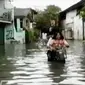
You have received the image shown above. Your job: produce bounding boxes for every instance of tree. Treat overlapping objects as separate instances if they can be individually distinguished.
[80,6,85,18]
[35,5,61,33]
[44,5,61,20]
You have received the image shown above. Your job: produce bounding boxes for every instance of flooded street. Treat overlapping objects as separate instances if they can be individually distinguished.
[0,40,85,85]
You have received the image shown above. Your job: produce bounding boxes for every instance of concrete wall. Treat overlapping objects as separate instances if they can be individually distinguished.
[66,10,77,23]
[5,24,14,44]
[0,0,25,44]
[30,23,33,29]
[4,0,25,44]
[5,19,25,44]
[5,18,25,44]
[14,28,25,44]
[0,0,13,9]
[0,0,5,8]
[4,0,14,9]
[23,18,33,30]
[4,9,25,44]
[14,18,25,43]
[4,7,14,44]
[74,15,83,39]
[64,10,83,40]
[23,18,30,30]
[17,18,21,31]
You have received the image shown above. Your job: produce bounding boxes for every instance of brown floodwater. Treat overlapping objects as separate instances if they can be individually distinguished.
[0,40,85,85]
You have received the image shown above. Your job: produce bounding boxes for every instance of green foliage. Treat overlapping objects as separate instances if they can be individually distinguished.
[35,5,61,32]
[80,6,85,18]
[28,29,40,42]
[44,5,61,20]
[33,29,40,39]
[26,5,61,42]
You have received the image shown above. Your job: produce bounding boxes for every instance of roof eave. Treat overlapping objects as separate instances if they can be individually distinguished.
[60,0,85,14]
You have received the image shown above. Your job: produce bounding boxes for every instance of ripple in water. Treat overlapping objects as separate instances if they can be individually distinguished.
[1,41,85,85]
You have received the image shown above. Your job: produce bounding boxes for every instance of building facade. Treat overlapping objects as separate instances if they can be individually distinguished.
[0,0,37,44]
[0,0,13,44]
[59,0,85,40]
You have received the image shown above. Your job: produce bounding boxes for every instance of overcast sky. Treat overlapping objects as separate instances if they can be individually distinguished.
[12,0,81,11]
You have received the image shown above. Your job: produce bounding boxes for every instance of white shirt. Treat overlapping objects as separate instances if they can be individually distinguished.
[42,33,47,39]
[47,37,53,47]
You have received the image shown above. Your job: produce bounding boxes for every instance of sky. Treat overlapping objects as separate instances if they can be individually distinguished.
[12,0,81,11]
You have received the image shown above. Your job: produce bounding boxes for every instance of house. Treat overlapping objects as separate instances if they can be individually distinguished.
[59,0,85,40]
[0,0,14,45]
[13,8,30,44]
[14,8,37,43]
[0,0,37,44]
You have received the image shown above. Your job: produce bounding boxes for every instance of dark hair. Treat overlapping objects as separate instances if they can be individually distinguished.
[52,32,64,40]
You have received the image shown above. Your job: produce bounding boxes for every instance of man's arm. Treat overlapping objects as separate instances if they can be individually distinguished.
[63,40,69,48]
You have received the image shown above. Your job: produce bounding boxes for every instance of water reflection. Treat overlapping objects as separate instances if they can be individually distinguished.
[0,41,85,85]
[48,62,65,84]
[0,45,15,82]
[0,45,5,56]
[58,41,85,85]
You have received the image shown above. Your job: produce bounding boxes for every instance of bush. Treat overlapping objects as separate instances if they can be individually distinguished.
[27,29,40,42]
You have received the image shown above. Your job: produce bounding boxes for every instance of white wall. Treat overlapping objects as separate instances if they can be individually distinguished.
[4,0,14,9]
[74,15,83,39]
[5,23,25,44]
[17,18,20,31]
[4,8,14,44]
[5,24,14,44]
[14,18,25,43]
[66,10,77,24]
[0,0,25,44]
[30,23,33,29]
[65,9,83,40]
[5,14,25,44]
[14,27,25,44]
